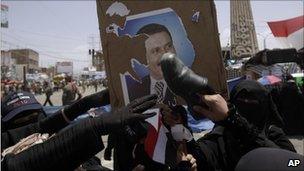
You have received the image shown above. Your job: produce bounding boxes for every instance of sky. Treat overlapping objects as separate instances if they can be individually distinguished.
[1,1,100,74]
[1,1,303,74]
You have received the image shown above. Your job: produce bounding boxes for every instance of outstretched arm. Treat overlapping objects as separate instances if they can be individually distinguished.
[2,94,157,171]
[2,89,110,149]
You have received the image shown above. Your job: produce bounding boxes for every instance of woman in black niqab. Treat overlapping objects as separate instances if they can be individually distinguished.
[195,80,296,170]
[229,80,284,131]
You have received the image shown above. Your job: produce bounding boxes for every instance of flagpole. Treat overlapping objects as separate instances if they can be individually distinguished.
[257,32,272,49]
[263,33,272,49]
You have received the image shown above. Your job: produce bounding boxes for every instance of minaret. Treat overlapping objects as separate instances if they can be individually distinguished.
[230,0,259,59]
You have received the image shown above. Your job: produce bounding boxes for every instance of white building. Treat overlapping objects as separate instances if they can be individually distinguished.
[56,61,73,75]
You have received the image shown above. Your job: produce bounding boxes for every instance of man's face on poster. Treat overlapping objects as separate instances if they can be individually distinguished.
[145,31,176,80]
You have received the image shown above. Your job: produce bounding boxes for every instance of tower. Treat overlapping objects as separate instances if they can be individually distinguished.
[230,0,259,59]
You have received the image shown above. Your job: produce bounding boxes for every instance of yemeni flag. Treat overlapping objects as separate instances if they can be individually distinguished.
[267,15,304,50]
[144,108,170,164]
[143,108,191,165]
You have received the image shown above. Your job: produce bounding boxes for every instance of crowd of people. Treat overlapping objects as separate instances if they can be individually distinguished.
[1,63,303,171]
[1,81,27,98]
[1,76,107,107]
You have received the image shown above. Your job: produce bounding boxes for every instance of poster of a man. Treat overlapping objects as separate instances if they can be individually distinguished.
[98,1,228,110]
[118,8,195,105]
[98,1,228,169]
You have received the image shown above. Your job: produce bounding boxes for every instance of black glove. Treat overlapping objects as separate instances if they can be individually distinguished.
[93,94,158,135]
[123,121,149,143]
[39,89,110,134]
[64,88,110,120]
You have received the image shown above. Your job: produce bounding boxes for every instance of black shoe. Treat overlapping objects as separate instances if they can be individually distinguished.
[160,52,215,120]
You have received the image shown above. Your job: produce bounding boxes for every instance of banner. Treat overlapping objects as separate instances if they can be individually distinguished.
[97,1,227,109]
[1,4,8,28]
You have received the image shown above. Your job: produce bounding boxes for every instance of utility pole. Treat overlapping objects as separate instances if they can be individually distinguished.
[263,33,272,49]
[89,49,95,68]
[88,35,95,67]
[256,32,272,50]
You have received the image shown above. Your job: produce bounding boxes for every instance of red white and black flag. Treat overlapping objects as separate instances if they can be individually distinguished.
[142,108,193,164]
[267,15,304,50]
[144,109,169,164]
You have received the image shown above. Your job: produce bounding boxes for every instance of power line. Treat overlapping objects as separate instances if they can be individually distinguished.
[8,28,85,41]
[1,40,89,62]
[1,34,88,56]
[1,31,96,53]
[36,50,87,54]
[1,32,76,50]
[38,51,90,62]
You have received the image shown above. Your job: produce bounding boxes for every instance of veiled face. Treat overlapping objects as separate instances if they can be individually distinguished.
[234,91,269,129]
[145,31,176,80]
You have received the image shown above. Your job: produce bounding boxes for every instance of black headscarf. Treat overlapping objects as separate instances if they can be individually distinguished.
[230,80,284,130]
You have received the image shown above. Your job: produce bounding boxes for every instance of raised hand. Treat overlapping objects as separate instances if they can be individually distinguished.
[192,94,229,122]
[95,94,158,135]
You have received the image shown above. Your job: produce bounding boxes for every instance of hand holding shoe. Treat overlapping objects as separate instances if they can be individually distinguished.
[160,53,215,120]
[192,94,229,122]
